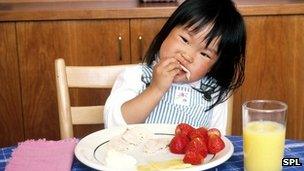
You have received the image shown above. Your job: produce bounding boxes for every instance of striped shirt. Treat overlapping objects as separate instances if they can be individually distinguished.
[104,64,228,133]
[141,65,214,128]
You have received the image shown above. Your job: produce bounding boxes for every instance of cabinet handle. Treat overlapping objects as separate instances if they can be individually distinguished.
[138,35,143,61]
[118,36,122,61]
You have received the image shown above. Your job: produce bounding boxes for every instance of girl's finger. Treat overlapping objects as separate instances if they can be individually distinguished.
[165,61,181,72]
[158,57,178,68]
[169,68,181,77]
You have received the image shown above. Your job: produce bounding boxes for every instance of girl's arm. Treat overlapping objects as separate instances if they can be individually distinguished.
[104,66,143,128]
[121,57,181,123]
[120,84,165,123]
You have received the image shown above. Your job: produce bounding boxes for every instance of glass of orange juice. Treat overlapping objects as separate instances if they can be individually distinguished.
[243,100,287,171]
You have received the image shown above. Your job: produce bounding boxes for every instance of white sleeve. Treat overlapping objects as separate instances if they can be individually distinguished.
[209,100,228,135]
[104,65,143,128]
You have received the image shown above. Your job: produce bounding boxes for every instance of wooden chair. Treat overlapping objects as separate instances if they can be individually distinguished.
[55,58,136,139]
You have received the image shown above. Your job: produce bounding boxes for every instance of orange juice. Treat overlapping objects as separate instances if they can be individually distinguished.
[243,121,286,171]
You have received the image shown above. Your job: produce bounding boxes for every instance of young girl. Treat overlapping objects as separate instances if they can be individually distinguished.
[104,0,246,134]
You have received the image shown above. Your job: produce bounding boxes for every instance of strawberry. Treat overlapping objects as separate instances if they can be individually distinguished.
[183,150,204,165]
[175,123,195,137]
[197,127,208,138]
[189,127,208,142]
[207,128,221,137]
[169,135,190,154]
[207,134,225,154]
[185,137,208,157]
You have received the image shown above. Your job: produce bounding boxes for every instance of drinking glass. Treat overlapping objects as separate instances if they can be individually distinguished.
[242,100,287,171]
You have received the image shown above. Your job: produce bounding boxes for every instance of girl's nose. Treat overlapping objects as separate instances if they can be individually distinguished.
[181,52,194,63]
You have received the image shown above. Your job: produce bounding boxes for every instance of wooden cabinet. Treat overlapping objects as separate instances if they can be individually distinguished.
[233,15,304,139]
[130,19,167,63]
[15,20,130,141]
[0,19,169,146]
[0,23,24,146]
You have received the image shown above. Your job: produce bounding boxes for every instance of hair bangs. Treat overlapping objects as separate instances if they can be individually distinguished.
[179,11,225,53]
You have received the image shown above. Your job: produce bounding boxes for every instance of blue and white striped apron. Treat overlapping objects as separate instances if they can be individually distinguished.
[140,65,214,128]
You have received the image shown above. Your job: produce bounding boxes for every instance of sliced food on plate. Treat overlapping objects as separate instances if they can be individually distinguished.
[102,123,226,170]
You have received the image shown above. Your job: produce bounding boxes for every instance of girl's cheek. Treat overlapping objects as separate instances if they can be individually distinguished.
[192,63,209,77]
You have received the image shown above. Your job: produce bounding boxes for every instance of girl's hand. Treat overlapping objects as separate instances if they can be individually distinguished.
[150,57,181,93]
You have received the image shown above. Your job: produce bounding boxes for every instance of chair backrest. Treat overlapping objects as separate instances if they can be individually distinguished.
[55,58,136,139]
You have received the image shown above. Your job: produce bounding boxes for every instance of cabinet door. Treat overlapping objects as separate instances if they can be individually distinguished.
[130,18,167,63]
[233,15,304,140]
[16,20,130,140]
[0,22,24,147]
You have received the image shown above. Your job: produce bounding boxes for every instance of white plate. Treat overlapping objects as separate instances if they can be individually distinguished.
[75,124,234,171]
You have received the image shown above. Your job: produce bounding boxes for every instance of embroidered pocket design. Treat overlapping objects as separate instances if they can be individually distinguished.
[174,89,190,106]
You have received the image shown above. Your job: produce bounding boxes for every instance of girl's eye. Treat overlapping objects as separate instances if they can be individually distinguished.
[201,52,211,59]
[180,36,189,44]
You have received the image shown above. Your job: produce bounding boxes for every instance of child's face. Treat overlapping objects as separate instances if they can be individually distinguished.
[159,24,220,83]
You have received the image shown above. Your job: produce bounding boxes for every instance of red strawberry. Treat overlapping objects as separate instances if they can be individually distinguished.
[169,135,190,154]
[207,128,221,137]
[183,150,204,165]
[207,134,225,154]
[175,123,195,137]
[197,127,208,138]
[185,137,208,157]
[189,127,208,142]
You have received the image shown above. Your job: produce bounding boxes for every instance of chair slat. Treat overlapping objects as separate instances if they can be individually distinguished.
[71,106,104,125]
[66,65,136,88]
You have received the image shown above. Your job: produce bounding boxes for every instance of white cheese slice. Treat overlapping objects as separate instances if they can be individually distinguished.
[180,65,191,80]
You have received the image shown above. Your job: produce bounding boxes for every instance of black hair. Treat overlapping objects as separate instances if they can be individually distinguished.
[143,0,246,110]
